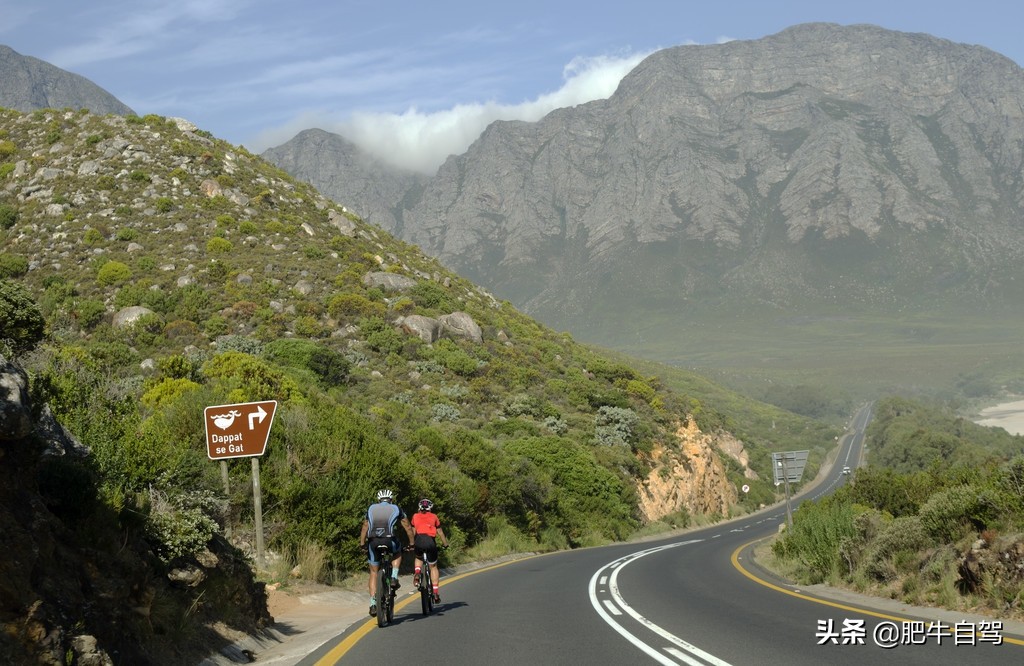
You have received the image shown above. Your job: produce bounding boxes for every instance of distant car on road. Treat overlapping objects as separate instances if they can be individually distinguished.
[842,466,851,475]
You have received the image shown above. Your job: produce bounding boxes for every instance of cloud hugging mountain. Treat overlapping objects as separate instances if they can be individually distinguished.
[264,23,1024,364]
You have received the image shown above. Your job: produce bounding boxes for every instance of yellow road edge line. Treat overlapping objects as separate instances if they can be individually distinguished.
[731,537,1024,647]
[315,553,545,664]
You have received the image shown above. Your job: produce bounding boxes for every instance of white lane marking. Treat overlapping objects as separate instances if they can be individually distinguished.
[599,575,607,586]
[589,566,678,665]
[665,647,708,666]
[589,540,733,666]
[607,544,732,666]
[602,599,622,616]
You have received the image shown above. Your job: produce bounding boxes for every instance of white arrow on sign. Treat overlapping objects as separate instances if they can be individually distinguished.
[248,404,268,430]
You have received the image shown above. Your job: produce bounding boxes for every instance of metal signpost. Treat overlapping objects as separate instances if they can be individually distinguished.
[772,450,809,529]
[204,400,277,566]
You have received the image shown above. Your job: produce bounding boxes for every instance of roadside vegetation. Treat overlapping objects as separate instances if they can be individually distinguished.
[768,397,1024,619]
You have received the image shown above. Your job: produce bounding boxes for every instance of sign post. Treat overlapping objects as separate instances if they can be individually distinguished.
[204,400,277,567]
[772,450,809,530]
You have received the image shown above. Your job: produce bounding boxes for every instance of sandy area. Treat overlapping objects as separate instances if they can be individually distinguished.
[974,398,1024,435]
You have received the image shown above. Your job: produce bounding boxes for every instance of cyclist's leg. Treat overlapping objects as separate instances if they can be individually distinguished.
[367,542,382,615]
[423,538,441,600]
[388,537,402,587]
[413,534,432,586]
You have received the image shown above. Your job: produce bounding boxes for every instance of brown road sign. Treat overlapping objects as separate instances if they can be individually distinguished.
[204,400,277,460]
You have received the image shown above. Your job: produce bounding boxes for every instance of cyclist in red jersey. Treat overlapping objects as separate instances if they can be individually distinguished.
[411,498,449,603]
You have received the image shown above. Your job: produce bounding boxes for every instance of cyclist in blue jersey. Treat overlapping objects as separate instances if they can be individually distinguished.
[358,488,415,616]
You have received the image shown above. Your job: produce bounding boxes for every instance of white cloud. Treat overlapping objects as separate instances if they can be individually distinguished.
[46,0,244,68]
[250,51,650,173]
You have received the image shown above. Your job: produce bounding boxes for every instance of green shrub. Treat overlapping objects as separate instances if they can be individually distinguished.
[361,317,403,356]
[74,298,106,329]
[141,377,202,409]
[327,293,384,321]
[201,350,299,402]
[0,279,45,355]
[263,339,350,386]
[0,203,18,229]
[293,315,323,338]
[0,253,29,278]
[918,485,995,541]
[0,139,16,158]
[432,339,479,376]
[155,197,174,212]
[410,281,452,310]
[772,498,856,582]
[146,489,219,562]
[97,260,131,285]
[115,227,137,241]
[206,237,233,254]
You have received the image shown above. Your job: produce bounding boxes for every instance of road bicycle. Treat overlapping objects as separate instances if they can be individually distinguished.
[417,550,435,615]
[373,543,398,627]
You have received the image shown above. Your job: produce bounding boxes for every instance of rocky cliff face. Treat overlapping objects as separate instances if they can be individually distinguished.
[0,45,134,116]
[637,420,741,522]
[266,23,1024,345]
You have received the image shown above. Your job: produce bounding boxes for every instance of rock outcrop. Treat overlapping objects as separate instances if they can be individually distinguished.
[637,419,740,522]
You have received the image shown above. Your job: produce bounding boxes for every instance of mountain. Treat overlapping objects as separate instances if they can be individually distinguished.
[264,23,1024,397]
[261,128,425,234]
[0,45,134,116]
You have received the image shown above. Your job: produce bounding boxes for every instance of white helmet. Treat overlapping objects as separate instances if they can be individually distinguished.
[376,488,394,503]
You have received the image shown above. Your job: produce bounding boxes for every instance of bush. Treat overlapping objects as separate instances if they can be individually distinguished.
[146,489,219,562]
[327,293,384,321]
[206,237,233,254]
[0,253,29,278]
[772,498,856,582]
[918,485,995,542]
[263,338,351,386]
[74,298,106,329]
[0,279,45,355]
[0,203,18,229]
[97,260,132,285]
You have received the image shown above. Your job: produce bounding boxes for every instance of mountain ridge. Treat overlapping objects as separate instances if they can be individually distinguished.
[0,45,135,117]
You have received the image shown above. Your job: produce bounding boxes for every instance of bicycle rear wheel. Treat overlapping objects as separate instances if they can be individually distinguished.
[375,569,388,628]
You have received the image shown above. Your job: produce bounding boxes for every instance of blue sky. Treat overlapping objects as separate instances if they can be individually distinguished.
[2,1,1022,173]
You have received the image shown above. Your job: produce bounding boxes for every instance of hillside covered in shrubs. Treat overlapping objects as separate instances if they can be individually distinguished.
[771,397,1024,619]
[0,107,838,662]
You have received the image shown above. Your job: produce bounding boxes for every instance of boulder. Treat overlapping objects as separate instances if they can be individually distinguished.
[440,312,483,343]
[0,356,33,440]
[362,271,416,292]
[113,306,155,328]
[400,315,442,343]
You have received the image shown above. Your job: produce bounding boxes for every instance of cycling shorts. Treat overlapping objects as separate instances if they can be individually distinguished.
[367,536,400,566]
[414,534,439,565]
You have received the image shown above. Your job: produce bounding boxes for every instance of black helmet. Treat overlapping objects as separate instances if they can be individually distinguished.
[418,498,434,512]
